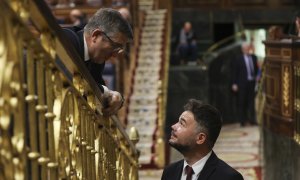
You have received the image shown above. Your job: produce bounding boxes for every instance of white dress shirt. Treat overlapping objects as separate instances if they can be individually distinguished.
[181,151,212,180]
[83,35,89,62]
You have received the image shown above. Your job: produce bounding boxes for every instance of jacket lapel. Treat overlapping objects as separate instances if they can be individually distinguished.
[76,30,85,60]
[174,160,184,180]
[197,151,218,180]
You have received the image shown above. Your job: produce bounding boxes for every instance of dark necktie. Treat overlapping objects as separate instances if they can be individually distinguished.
[185,165,194,180]
[248,55,254,76]
[244,55,254,80]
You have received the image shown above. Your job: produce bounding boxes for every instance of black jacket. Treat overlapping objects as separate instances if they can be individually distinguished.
[232,54,258,88]
[161,151,244,180]
[62,26,106,92]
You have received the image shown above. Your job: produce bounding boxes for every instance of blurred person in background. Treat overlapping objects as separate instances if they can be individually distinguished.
[177,21,198,65]
[69,9,87,27]
[231,43,259,127]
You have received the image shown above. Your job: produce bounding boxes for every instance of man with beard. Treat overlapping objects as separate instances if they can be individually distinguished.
[161,99,243,180]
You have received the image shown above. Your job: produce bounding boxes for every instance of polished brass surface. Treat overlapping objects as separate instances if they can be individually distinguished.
[295,65,300,145]
[129,126,139,145]
[0,0,139,179]
[282,65,291,117]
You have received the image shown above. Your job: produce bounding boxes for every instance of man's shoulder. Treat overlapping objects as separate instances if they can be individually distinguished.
[214,158,244,179]
[61,26,84,56]
[62,25,83,32]
[251,54,258,60]
[161,159,183,180]
[216,158,238,172]
[62,27,79,38]
[236,54,244,59]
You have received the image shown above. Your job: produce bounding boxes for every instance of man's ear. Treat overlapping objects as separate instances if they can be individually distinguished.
[91,29,102,42]
[196,132,206,145]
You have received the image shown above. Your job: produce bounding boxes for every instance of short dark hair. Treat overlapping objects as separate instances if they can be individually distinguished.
[84,8,133,40]
[184,99,222,148]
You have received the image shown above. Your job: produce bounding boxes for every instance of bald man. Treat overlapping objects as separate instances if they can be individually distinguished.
[69,9,86,27]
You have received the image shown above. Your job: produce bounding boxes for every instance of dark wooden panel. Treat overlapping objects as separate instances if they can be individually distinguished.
[174,0,219,7]
[173,0,297,8]
[280,0,296,5]
[233,0,266,5]
[186,0,218,5]
[263,40,297,138]
[263,112,294,137]
[265,61,281,114]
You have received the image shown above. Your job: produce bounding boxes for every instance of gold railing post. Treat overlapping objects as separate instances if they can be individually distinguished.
[86,110,92,180]
[90,116,97,180]
[36,54,50,180]
[25,48,40,180]
[45,69,61,180]
[80,105,88,179]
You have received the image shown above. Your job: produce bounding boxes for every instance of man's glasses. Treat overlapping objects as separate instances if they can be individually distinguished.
[101,31,124,54]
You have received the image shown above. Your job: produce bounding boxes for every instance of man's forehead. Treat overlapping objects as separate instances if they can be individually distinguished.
[180,111,194,120]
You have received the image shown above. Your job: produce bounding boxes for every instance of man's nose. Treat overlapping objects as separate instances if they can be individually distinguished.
[171,123,178,130]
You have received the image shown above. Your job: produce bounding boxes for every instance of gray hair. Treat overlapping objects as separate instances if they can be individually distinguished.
[84,8,133,40]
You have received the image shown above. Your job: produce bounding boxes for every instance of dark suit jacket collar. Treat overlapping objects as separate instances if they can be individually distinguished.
[172,160,184,180]
[76,30,85,60]
[197,151,218,180]
[171,151,218,180]
[174,160,183,180]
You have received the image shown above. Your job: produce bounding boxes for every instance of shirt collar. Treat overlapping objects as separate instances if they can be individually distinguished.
[183,151,212,177]
[83,34,90,61]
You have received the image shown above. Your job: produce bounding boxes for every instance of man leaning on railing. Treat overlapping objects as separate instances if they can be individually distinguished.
[62,8,133,116]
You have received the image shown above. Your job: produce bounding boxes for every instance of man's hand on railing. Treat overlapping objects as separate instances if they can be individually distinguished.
[102,90,124,116]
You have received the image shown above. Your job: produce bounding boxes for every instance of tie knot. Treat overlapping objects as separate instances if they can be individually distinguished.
[185,165,194,177]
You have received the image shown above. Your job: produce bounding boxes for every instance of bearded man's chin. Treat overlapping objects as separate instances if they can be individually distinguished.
[169,142,189,153]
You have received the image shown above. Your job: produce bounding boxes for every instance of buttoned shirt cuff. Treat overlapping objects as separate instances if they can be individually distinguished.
[102,85,110,97]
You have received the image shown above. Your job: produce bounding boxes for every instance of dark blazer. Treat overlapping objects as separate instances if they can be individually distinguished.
[232,54,258,88]
[62,26,106,92]
[161,151,244,180]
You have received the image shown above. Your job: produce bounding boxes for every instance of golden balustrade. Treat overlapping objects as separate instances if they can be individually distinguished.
[0,0,139,179]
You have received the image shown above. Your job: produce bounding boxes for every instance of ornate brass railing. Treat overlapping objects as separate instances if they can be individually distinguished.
[0,0,139,180]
